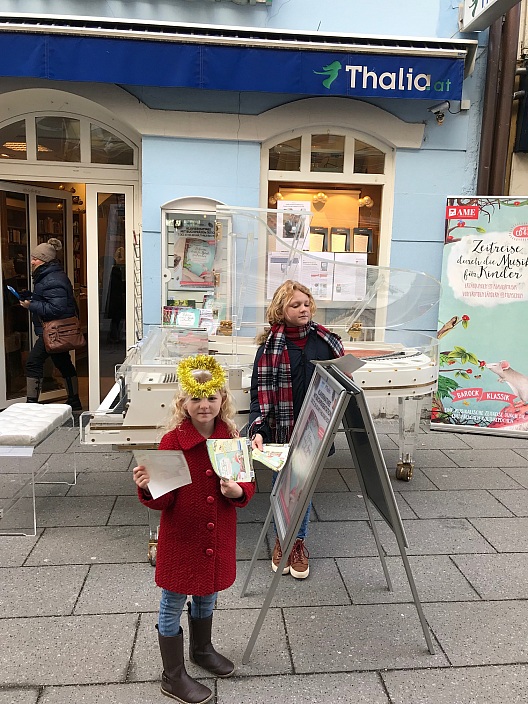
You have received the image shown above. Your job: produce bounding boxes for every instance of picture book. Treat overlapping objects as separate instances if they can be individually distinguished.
[252,444,290,471]
[206,437,254,482]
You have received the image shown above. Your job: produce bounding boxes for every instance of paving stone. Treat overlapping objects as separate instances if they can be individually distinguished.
[338,555,479,604]
[25,526,148,565]
[307,521,383,557]
[0,473,70,499]
[383,448,457,469]
[108,496,149,525]
[469,518,528,552]
[0,565,88,617]
[39,683,167,704]
[66,472,136,496]
[0,454,50,474]
[376,519,497,556]
[32,496,116,527]
[47,452,130,473]
[401,490,513,519]
[452,553,528,599]
[236,492,271,523]
[389,469,439,491]
[489,489,528,516]
[0,689,39,704]
[324,449,357,469]
[284,603,447,672]
[442,448,527,467]
[218,672,390,703]
[421,466,523,490]
[0,614,138,685]
[390,431,471,450]
[237,522,269,560]
[74,563,159,614]
[312,492,417,521]
[457,433,528,449]
[221,558,351,609]
[130,610,291,681]
[338,467,362,490]
[34,427,77,454]
[315,467,350,491]
[0,532,41,566]
[425,601,528,665]
[382,664,528,704]
[500,466,528,488]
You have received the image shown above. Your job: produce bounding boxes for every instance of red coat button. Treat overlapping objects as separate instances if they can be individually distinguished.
[206,548,214,556]
[206,496,215,504]
[207,522,215,531]
[206,469,214,477]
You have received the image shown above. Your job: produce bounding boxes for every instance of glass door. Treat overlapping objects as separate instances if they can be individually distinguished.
[0,187,30,403]
[86,185,134,409]
[0,181,73,408]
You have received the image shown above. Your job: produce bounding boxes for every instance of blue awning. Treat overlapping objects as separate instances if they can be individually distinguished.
[0,17,476,101]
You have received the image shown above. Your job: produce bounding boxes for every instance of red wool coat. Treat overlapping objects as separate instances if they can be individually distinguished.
[138,418,255,596]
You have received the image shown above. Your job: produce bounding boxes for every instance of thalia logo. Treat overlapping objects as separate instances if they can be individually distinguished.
[313,61,342,89]
[346,65,440,92]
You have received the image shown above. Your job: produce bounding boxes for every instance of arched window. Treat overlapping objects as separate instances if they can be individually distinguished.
[0,115,136,166]
[267,131,387,178]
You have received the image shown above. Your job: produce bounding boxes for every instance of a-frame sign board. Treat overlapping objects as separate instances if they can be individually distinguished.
[241,357,435,664]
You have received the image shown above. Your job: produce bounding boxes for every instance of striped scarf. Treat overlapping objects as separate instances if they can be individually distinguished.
[257,321,344,443]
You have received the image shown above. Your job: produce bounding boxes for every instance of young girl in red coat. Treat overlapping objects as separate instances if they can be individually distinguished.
[133,354,255,704]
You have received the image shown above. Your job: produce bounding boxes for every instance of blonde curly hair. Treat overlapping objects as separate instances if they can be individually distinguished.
[255,279,316,345]
[164,369,238,437]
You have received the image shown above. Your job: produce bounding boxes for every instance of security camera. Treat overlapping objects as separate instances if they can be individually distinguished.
[428,100,450,124]
[428,101,450,115]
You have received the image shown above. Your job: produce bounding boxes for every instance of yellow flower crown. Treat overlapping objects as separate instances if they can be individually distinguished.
[177,354,226,397]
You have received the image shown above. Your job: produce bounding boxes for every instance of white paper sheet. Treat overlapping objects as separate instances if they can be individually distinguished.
[133,449,192,500]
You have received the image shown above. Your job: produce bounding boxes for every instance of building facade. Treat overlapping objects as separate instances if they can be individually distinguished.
[0,1,485,409]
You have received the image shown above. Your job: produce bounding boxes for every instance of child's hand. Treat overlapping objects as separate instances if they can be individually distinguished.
[251,433,264,451]
[220,478,244,500]
[133,465,150,489]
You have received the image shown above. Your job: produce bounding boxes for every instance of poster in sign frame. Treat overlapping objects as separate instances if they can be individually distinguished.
[432,197,528,436]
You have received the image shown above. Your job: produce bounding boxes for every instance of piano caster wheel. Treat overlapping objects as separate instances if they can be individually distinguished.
[148,541,157,567]
[396,462,413,482]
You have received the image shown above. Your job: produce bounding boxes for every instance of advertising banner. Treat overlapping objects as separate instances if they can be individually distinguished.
[432,197,528,435]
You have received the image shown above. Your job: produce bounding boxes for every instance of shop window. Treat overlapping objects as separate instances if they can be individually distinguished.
[269,137,301,171]
[36,116,81,162]
[354,140,385,174]
[90,124,134,165]
[0,120,27,160]
[310,134,345,173]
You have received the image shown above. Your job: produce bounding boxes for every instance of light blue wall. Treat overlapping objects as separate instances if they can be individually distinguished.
[11,0,459,37]
[141,136,261,327]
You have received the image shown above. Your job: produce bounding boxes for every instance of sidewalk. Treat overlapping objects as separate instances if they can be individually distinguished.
[1,418,528,704]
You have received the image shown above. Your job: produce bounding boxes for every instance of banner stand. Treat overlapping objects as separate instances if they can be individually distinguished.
[241,360,434,664]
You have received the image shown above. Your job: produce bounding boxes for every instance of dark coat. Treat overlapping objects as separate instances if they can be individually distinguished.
[29,260,76,335]
[138,418,255,596]
[249,330,337,443]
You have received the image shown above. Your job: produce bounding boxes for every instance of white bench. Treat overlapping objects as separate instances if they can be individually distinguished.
[0,403,76,536]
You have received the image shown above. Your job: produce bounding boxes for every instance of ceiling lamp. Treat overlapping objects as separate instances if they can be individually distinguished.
[312,192,328,204]
[358,195,374,208]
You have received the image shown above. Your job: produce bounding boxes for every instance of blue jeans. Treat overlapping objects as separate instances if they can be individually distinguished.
[158,589,218,637]
[271,471,311,540]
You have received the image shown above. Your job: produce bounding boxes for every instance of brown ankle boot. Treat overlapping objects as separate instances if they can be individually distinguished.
[157,626,212,703]
[187,602,235,678]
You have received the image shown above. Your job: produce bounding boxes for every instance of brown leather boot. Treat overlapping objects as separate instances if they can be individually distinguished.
[187,602,235,678]
[157,626,212,703]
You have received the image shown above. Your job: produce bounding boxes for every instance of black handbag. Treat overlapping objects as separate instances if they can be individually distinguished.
[42,316,86,354]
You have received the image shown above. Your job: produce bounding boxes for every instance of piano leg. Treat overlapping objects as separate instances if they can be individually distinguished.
[395,395,426,481]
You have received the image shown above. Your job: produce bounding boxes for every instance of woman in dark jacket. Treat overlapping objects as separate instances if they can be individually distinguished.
[249,280,344,579]
[19,238,82,410]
